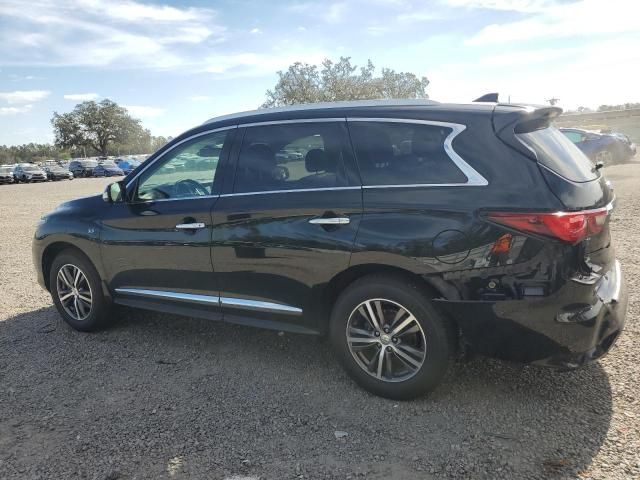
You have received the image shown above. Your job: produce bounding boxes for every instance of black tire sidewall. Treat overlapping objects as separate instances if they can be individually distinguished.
[330,275,452,400]
[49,250,109,332]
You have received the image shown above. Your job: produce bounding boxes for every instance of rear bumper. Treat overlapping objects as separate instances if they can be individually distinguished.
[434,260,627,368]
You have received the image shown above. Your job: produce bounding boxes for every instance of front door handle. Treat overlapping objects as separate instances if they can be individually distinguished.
[176,222,206,230]
[308,217,350,225]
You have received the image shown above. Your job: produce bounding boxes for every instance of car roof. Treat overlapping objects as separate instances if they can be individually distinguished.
[200,98,538,126]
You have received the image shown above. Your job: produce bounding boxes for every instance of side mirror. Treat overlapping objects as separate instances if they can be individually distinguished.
[102,181,125,203]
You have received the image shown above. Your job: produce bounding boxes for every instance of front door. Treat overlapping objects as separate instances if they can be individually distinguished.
[211,120,362,333]
[100,127,236,315]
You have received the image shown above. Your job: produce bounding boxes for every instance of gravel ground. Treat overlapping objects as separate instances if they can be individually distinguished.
[0,167,638,480]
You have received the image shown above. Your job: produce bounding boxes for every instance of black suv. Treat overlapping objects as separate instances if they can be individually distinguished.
[69,159,98,177]
[33,100,627,399]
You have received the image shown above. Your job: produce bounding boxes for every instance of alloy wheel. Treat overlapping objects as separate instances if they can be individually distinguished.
[56,264,93,321]
[346,298,426,382]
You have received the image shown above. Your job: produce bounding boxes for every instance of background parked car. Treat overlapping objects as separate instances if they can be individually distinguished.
[69,159,99,177]
[0,164,15,184]
[93,161,124,177]
[115,159,141,175]
[560,128,636,165]
[13,163,47,182]
[44,164,74,181]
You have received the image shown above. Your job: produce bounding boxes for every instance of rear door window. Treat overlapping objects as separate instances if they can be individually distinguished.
[233,122,351,193]
[517,127,597,182]
[561,130,583,143]
[348,121,467,186]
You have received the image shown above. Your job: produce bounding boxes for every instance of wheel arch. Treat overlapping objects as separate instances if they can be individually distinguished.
[314,263,461,334]
[42,242,102,294]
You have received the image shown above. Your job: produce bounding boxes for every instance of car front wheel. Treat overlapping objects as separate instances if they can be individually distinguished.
[49,250,111,331]
[330,275,454,400]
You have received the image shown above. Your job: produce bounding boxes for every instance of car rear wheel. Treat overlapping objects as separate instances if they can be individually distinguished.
[49,250,111,331]
[595,149,614,166]
[330,274,454,400]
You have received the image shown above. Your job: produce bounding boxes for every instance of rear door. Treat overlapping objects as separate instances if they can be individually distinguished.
[211,119,362,333]
[100,127,236,315]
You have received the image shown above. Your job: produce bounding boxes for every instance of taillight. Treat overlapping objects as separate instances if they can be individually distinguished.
[486,206,610,244]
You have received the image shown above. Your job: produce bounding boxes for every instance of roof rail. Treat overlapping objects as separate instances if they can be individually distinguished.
[202,98,439,125]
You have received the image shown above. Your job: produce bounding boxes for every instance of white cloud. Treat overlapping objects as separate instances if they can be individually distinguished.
[467,0,640,44]
[0,90,50,104]
[123,105,165,118]
[443,0,551,12]
[288,1,348,23]
[97,1,209,22]
[429,35,640,111]
[63,92,99,101]
[0,0,224,69]
[325,2,348,23]
[189,95,212,101]
[202,52,327,77]
[397,12,441,22]
[0,104,33,115]
[250,28,262,34]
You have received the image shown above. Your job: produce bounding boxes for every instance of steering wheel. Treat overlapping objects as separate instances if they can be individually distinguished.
[174,179,208,197]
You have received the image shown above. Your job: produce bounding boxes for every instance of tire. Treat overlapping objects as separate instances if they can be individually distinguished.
[49,249,111,332]
[330,274,454,400]
[594,148,614,166]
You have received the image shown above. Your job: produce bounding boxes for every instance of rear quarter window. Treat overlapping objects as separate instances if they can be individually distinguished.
[517,127,597,182]
[348,121,468,186]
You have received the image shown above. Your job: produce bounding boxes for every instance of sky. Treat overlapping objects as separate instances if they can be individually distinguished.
[0,0,639,146]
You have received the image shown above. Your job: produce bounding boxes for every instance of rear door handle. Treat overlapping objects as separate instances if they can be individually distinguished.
[308,217,350,225]
[176,222,206,230]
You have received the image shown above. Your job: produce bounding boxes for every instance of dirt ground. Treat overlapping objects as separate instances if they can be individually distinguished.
[0,164,639,480]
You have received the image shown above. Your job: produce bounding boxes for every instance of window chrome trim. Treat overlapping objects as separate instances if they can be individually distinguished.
[220,297,302,315]
[346,117,489,188]
[115,288,220,305]
[239,117,345,128]
[114,288,302,315]
[125,125,238,191]
[219,186,361,198]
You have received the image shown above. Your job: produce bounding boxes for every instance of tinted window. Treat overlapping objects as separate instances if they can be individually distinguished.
[518,127,597,182]
[234,122,350,193]
[349,121,467,185]
[136,129,230,201]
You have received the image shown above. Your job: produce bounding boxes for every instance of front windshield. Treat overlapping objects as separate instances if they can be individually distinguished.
[81,160,98,168]
[101,161,117,167]
[24,165,41,172]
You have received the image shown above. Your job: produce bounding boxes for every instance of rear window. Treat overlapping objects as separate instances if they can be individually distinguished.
[348,121,467,186]
[517,127,597,182]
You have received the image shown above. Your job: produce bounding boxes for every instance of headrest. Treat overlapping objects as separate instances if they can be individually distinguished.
[305,149,334,172]
[244,143,275,169]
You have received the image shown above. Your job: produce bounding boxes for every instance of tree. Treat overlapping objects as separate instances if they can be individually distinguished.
[597,102,640,112]
[262,57,429,108]
[51,99,145,156]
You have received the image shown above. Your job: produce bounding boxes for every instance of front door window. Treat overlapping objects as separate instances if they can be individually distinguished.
[136,129,231,201]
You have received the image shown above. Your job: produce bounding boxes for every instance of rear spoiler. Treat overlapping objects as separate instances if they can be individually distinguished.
[492,105,563,159]
[473,93,499,103]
